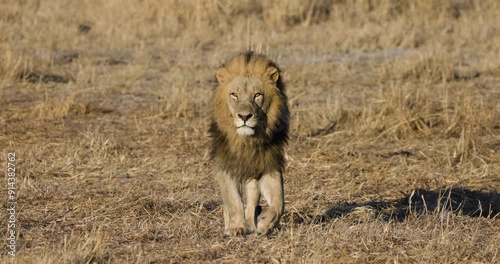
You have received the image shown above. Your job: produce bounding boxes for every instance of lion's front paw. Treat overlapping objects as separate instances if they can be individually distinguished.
[225,227,248,236]
[256,211,280,235]
[256,221,274,235]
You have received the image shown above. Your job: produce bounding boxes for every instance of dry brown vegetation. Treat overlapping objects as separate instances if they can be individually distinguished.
[1,0,499,263]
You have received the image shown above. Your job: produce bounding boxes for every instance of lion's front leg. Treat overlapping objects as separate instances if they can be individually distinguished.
[257,171,284,235]
[216,170,247,236]
[244,179,261,233]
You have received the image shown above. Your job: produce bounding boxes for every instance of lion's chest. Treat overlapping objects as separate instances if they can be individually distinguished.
[214,139,285,181]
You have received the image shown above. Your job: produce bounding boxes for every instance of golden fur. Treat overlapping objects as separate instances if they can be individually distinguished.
[209,51,289,236]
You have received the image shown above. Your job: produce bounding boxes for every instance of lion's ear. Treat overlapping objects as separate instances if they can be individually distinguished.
[266,66,279,83]
[216,67,228,83]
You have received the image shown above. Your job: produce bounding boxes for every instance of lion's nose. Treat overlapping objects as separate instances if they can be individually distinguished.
[238,113,253,122]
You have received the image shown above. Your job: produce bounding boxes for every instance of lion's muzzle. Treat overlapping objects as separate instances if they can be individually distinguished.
[235,112,257,136]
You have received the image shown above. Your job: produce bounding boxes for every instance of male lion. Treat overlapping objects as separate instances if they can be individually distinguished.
[209,51,289,236]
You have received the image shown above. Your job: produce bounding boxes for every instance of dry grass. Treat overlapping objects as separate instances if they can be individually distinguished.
[1,0,499,263]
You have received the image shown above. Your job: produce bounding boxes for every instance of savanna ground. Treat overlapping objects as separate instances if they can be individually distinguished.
[1,0,499,263]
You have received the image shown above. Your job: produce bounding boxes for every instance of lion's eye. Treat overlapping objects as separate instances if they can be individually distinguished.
[230,93,238,99]
[254,93,262,99]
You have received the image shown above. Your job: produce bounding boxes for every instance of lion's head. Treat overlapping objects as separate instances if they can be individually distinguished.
[211,52,288,141]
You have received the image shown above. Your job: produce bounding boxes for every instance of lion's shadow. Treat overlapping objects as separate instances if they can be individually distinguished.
[287,187,500,224]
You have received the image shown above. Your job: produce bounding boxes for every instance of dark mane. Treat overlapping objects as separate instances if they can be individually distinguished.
[209,121,288,180]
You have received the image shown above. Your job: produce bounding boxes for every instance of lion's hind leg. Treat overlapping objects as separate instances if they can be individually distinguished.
[216,170,247,236]
[257,171,284,235]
